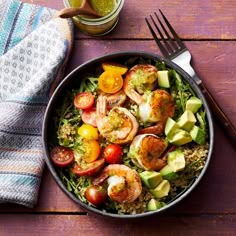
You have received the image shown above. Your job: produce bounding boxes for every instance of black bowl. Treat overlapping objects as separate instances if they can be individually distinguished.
[42,51,214,219]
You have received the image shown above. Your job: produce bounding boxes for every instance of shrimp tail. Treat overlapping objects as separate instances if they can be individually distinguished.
[92,172,109,186]
[138,121,165,135]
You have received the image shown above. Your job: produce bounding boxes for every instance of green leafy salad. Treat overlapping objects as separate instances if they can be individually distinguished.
[49,57,209,214]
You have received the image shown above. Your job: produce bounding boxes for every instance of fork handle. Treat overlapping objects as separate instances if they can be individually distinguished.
[198,81,236,146]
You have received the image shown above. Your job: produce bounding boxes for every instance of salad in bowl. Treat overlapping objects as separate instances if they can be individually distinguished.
[42,51,213,218]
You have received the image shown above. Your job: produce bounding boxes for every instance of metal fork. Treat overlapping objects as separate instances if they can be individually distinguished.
[145,10,236,147]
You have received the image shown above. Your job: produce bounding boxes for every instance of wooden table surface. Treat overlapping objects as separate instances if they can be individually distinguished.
[1,0,236,235]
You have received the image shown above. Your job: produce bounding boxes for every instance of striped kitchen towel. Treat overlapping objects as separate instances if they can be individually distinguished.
[0,0,73,207]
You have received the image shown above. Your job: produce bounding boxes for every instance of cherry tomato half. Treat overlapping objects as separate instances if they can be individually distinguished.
[83,139,101,163]
[50,146,74,167]
[85,185,107,205]
[74,92,94,110]
[78,124,98,140]
[98,71,123,94]
[82,107,97,127]
[102,62,128,75]
[103,144,123,164]
[72,159,105,176]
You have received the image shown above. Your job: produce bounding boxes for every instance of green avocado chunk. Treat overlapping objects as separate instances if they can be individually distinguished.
[177,110,196,131]
[159,165,179,181]
[150,180,170,199]
[157,70,170,88]
[190,125,206,144]
[167,149,185,172]
[139,171,163,189]
[147,199,166,211]
[165,117,180,136]
[186,97,203,113]
[168,128,192,146]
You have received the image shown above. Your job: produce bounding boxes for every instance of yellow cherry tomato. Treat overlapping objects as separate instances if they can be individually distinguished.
[78,124,98,140]
[83,139,101,163]
[98,70,123,94]
[102,62,128,75]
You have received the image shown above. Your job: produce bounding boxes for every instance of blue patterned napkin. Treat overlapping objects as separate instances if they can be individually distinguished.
[0,0,73,207]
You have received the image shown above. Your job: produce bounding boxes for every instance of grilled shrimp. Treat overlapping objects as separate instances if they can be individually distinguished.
[96,95,139,144]
[139,89,175,123]
[138,89,175,135]
[93,164,142,203]
[128,134,168,171]
[123,64,158,105]
[106,90,127,109]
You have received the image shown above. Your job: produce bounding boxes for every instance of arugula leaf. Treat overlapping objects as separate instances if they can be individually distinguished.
[169,69,195,118]
[196,111,207,133]
[59,170,90,203]
[79,76,98,93]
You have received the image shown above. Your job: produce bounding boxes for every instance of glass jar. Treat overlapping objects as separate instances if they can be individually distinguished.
[63,0,125,36]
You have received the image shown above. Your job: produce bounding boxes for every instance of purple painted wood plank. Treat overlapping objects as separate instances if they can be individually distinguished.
[0,214,236,235]
[2,0,235,225]
[22,0,236,39]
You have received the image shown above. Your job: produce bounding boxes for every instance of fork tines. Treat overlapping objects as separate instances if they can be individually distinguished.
[145,10,185,59]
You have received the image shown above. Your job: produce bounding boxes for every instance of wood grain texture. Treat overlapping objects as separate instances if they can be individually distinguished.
[2,0,236,235]
[0,214,236,236]
[21,0,236,39]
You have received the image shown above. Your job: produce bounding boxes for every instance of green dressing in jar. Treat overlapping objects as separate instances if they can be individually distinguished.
[65,0,124,36]
[69,0,83,8]
[90,0,116,16]
[69,0,116,17]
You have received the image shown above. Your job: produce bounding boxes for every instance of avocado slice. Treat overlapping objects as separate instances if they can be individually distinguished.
[147,199,166,211]
[139,171,163,189]
[157,70,170,88]
[168,128,192,146]
[165,117,180,136]
[190,125,206,144]
[177,110,196,131]
[186,97,203,113]
[167,149,185,172]
[159,165,179,181]
[150,180,170,199]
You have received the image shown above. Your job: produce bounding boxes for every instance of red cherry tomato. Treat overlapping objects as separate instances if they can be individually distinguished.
[50,146,74,167]
[82,107,97,127]
[72,159,105,176]
[74,92,94,110]
[85,185,107,205]
[103,144,123,164]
